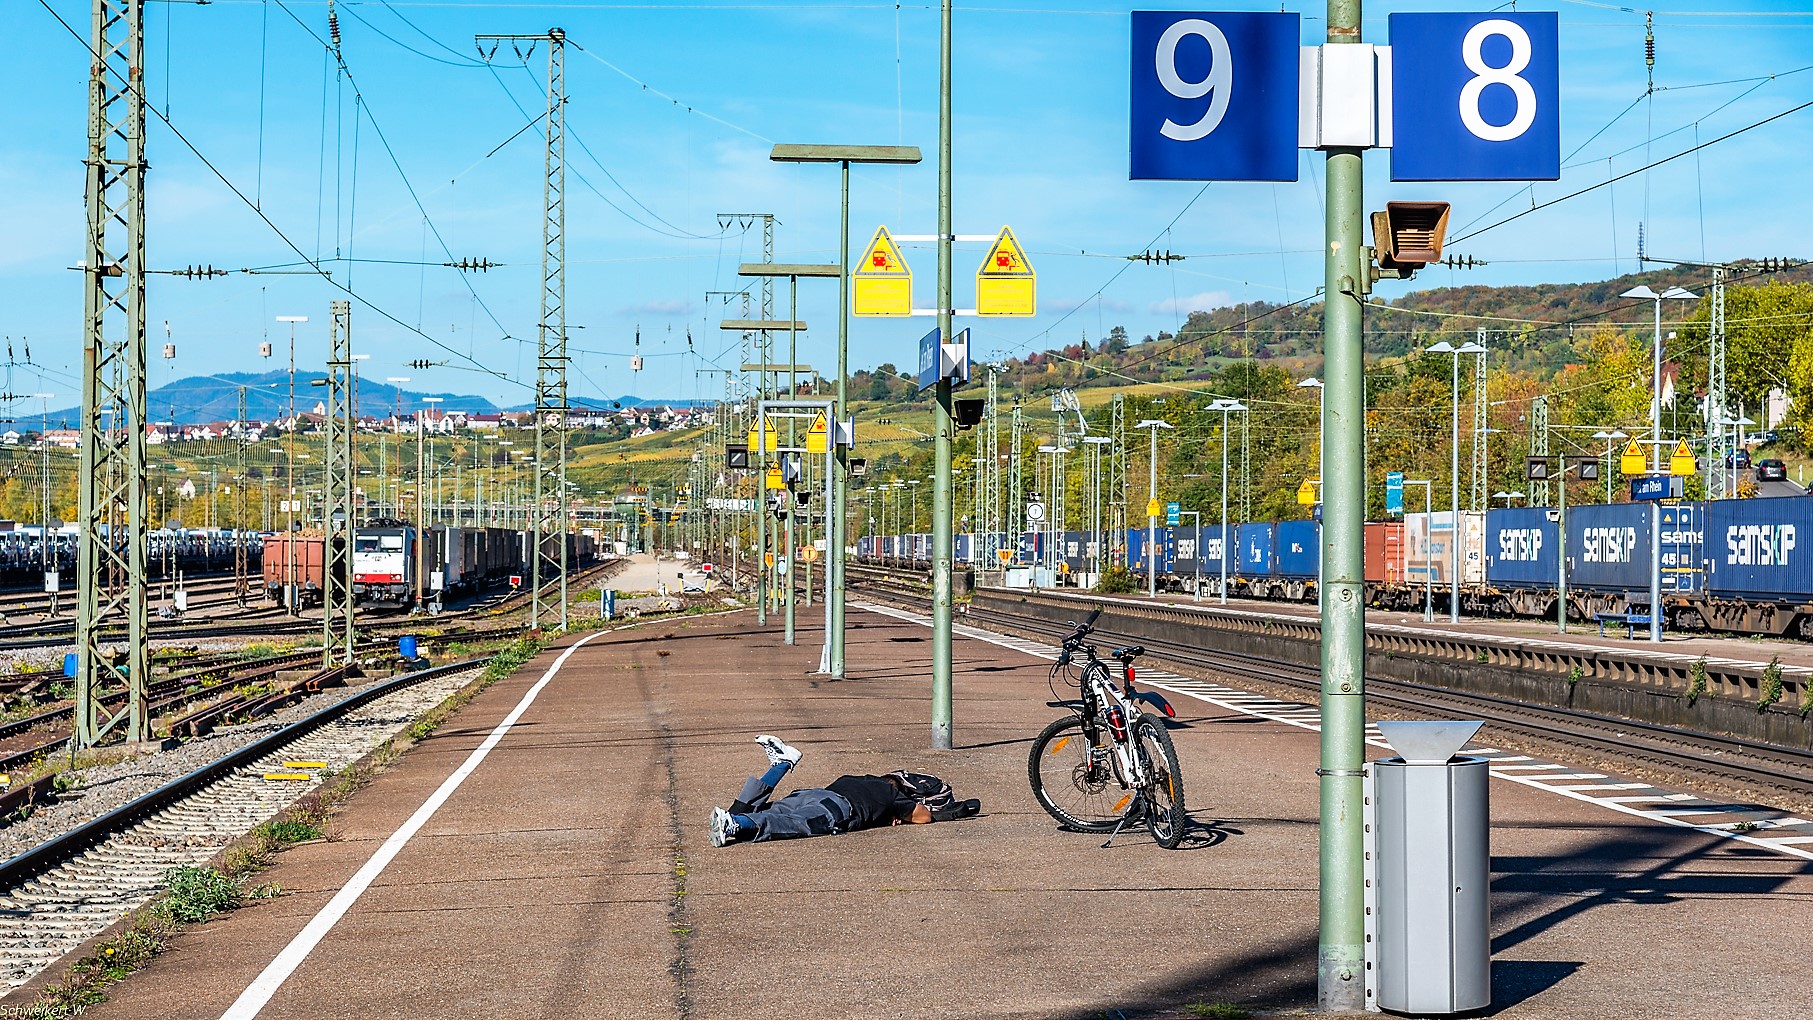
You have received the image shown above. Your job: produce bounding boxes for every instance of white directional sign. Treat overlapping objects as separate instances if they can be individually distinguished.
[1388,12,1559,181]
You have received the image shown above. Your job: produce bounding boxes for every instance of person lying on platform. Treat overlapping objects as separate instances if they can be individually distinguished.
[708,735,980,847]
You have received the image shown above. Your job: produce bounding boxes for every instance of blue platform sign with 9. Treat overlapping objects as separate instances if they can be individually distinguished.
[1129,11,1300,182]
[1388,12,1560,182]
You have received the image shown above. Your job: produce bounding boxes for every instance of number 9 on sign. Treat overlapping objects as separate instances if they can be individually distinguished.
[1130,11,1299,182]
[1155,20,1231,141]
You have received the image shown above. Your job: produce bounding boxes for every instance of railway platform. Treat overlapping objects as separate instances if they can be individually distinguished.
[23,606,1813,1019]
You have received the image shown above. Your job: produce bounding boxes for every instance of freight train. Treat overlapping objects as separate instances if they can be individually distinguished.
[0,524,260,587]
[856,495,1813,640]
[263,525,598,608]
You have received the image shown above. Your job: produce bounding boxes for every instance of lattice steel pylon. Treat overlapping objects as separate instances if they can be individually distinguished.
[481,28,569,629]
[1008,401,1025,546]
[1472,330,1489,511]
[1530,395,1550,505]
[1706,267,1729,499]
[322,301,355,666]
[1109,393,1127,565]
[75,0,149,748]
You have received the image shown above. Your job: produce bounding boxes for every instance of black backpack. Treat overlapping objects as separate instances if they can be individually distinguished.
[887,770,980,821]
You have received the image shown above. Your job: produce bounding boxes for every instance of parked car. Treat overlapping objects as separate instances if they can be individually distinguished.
[1757,458,1788,481]
[1728,450,1753,469]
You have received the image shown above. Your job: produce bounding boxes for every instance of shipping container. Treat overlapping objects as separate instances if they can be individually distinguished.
[1484,507,1559,588]
[1564,502,1700,594]
[1235,523,1275,578]
[1276,520,1319,579]
[1127,526,1176,577]
[1703,496,1805,601]
[1364,522,1407,585]
[1175,524,1227,578]
[1403,511,1486,586]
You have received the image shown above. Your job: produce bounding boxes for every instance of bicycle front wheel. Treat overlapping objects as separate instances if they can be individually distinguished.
[1133,717,1187,848]
[1027,715,1127,833]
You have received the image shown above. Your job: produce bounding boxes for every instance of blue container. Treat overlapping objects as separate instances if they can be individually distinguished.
[1704,496,1806,601]
[1016,531,1043,564]
[955,533,973,563]
[399,635,419,660]
[1185,523,1228,576]
[1235,523,1276,578]
[63,653,77,678]
[1276,520,1319,579]
[1566,502,1650,592]
[1486,506,1558,588]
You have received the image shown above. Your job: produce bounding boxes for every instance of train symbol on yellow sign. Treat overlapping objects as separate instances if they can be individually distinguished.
[976,225,1035,317]
[853,226,912,317]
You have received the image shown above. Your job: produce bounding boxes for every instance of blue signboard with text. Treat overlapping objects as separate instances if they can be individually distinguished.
[916,327,942,392]
[1385,471,1405,516]
[1389,12,1560,182]
[1130,11,1300,181]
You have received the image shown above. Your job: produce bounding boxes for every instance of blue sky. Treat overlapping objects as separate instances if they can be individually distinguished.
[6,1,1813,412]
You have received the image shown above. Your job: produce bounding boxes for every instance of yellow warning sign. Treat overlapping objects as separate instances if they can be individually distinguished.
[1669,439,1696,477]
[1297,480,1318,506]
[747,414,777,454]
[765,466,784,490]
[1146,499,1163,518]
[976,225,1035,316]
[764,552,775,568]
[996,548,1014,564]
[798,545,820,563]
[853,225,912,317]
[806,410,830,454]
[1619,440,1646,477]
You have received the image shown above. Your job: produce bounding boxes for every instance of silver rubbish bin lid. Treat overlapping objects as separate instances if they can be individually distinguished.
[1376,719,1484,764]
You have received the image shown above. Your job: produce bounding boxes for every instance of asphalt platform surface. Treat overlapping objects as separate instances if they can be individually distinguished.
[23,607,1813,1019]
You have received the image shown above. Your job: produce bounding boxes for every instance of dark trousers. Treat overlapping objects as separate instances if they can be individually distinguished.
[731,763,853,842]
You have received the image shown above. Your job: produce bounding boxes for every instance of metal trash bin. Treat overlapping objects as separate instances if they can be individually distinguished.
[1365,720,1490,1016]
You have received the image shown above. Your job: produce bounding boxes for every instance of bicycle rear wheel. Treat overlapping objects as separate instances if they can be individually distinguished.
[1133,717,1187,848]
[1027,715,1127,832]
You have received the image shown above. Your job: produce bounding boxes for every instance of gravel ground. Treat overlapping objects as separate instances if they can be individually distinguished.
[0,664,480,862]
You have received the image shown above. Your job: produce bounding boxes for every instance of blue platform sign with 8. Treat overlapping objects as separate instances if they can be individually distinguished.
[1388,12,1560,182]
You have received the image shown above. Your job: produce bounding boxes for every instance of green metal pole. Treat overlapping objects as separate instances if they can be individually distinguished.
[930,0,955,750]
[831,160,851,677]
[1318,0,1366,1011]
[785,276,799,646]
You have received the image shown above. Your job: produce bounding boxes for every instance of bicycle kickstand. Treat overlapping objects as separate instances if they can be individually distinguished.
[1101,794,1144,849]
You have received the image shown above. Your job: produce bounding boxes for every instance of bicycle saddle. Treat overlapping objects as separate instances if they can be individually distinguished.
[1110,645,1145,659]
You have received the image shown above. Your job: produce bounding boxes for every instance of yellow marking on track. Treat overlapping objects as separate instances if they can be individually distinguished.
[262,773,314,781]
[1112,794,1132,813]
[1048,736,1070,755]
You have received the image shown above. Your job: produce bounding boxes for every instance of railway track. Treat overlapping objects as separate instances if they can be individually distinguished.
[848,566,1813,800]
[0,658,492,992]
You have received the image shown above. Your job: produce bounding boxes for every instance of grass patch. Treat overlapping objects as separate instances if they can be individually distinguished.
[1184,1004,1251,1019]
[1687,656,1710,705]
[1758,656,1785,712]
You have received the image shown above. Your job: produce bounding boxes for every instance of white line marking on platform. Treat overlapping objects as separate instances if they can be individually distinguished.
[218,632,605,1020]
[857,601,1813,862]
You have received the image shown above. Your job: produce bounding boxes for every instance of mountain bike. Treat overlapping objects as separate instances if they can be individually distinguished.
[1027,608,1188,848]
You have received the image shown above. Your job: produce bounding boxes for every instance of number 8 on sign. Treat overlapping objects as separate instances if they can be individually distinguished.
[1459,20,1536,142]
[1388,11,1559,183]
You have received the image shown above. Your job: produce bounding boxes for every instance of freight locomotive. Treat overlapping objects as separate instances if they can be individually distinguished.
[857,494,1813,640]
[263,524,598,608]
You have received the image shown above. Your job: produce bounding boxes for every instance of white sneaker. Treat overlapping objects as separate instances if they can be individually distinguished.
[709,807,739,848]
[754,734,802,767]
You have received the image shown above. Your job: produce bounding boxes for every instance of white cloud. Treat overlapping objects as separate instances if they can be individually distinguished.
[1148,290,1233,316]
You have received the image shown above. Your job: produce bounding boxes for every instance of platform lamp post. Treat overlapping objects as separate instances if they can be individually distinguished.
[1623,284,1696,644]
[1207,400,1244,604]
[1427,340,1485,622]
[1298,377,1325,608]
[737,261,837,648]
[1135,419,1173,597]
[770,144,922,678]
[1492,490,1526,507]
[1592,430,1628,503]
